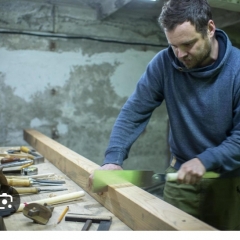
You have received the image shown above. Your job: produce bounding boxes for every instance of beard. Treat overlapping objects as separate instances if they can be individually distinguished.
[180,40,212,69]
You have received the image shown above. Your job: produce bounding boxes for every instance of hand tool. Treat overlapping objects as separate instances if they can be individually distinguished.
[2,163,33,174]
[6,178,66,187]
[0,161,31,188]
[0,157,24,164]
[21,166,38,176]
[13,187,68,195]
[1,159,33,175]
[5,173,55,179]
[0,159,33,168]
[165,171,220,182]
[92,170,155,193]
[23,203,54,225]
[19,146,44,164]
[17,191,85,212]
[65,213,112,231]
[92,170,221,193]
[0,153,34,160]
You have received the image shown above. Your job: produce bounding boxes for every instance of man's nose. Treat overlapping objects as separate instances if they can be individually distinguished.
[177,48,188,58]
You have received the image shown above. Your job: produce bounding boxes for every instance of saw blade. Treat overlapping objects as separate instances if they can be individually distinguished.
[92,170,154,193]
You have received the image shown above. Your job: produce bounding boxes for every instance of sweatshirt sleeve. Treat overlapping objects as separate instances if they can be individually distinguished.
[103,56,164,166]
[197,77,240,175]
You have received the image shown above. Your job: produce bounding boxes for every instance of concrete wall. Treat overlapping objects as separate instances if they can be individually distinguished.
[0,0,169,172]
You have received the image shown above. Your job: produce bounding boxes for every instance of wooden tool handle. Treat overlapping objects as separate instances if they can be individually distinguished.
[1,157,20,164]
[14,187,39,194]
[166,172,220,182]
[0,153,34,160]
[17,191,85,212]
[165,173,178,182]
[6,173,55,179]
[7,179,30,187]
[20,146,30,153]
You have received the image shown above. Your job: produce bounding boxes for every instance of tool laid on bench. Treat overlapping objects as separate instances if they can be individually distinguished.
[23,203,54,225]
[1,157,25,164]
[13,186,68,194]
[0,158,33,174]
[6,173,55,180]
[19,146,44,164]
[7,146,44,164]
[65,213,112,231]
[6,178,66,187]
[0,159,33,168]
[21,166,38,176]
[17,191,85,212]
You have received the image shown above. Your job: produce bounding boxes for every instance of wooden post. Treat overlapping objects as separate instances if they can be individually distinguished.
[23,129,217,231]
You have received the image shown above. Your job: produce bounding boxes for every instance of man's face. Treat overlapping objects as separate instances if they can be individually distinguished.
[165,21,212,69]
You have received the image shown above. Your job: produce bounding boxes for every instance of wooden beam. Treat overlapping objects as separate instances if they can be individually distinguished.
[23,129,217,231]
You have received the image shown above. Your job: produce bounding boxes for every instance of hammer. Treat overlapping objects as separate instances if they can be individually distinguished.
[65,213,112,231]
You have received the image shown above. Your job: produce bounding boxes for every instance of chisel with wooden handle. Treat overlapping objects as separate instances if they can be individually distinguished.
[6,173,55,179]
[7,178,65,187]
[0,157,23,164]
[14,187,68,194]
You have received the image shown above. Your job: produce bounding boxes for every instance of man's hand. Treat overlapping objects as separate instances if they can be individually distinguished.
[88,163,123,193]
[177,158,206,184]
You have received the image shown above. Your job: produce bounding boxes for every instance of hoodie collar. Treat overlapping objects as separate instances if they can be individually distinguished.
[168,29,232,78]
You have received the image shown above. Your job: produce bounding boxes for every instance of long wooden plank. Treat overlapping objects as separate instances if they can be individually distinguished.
[23,129,217,231]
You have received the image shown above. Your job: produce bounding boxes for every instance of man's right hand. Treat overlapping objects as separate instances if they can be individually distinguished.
[88,163,123,193]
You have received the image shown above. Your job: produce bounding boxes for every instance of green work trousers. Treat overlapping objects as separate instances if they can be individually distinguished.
[163,166,240,230]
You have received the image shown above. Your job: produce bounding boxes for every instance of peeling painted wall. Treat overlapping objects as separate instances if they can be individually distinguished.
[0,32,169,172]
[0,0,171,172]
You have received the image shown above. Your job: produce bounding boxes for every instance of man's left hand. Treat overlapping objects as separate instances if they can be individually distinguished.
[177,158,206,184]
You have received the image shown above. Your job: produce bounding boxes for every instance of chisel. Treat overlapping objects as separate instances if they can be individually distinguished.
[7,178,66,187]
[0,157,23,164]
[14,187,68,194]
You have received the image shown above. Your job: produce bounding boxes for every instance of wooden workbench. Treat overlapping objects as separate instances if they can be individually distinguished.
[1,129,218,230]
[0,147,131,231]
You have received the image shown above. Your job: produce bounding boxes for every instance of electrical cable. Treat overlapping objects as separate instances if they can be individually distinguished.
[0,29,168,48]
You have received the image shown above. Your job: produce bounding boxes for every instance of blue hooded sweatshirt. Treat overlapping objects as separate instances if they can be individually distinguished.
[103,29,240,177]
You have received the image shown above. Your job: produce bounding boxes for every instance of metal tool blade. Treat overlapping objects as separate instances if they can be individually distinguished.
[0,160,33,168]
[32,179,66,184]
[38,187,68,192]
[32,182,64,186]
[92,170,154,193]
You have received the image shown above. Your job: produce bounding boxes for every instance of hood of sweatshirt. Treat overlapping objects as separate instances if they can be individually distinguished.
[167,29,232,79]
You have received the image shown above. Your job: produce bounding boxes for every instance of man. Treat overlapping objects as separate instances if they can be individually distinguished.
[89,0,240,230]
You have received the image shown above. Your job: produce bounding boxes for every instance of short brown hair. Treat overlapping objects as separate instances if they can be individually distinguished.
[158,0,212,37]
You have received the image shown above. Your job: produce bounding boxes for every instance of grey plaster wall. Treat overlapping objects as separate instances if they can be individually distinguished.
[0,34,169,173]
